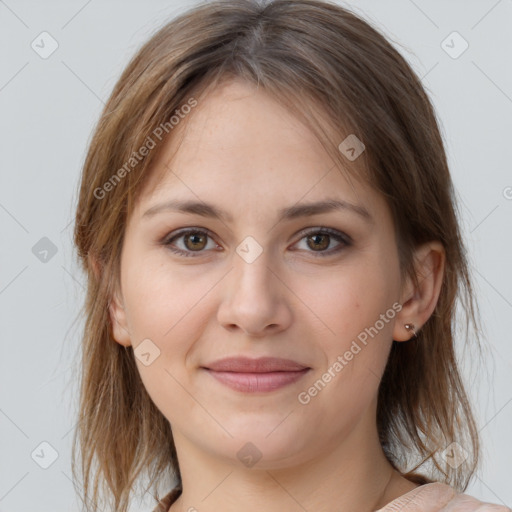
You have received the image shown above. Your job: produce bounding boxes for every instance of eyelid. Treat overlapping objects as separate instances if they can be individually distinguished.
[290,227,352,257]
[294,226,352,244]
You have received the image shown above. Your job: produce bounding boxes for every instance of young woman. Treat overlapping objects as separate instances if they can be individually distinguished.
[71,1,510,511]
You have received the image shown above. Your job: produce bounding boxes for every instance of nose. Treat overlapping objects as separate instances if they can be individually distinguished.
[217,247,293,337]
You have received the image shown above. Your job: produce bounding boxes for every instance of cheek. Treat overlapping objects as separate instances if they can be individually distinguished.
[305,256,399,348]
[123,250,213,340]
[292,276,395,429]
[296,250,400,410]
[121,259,213,420]
[121,253,218,385]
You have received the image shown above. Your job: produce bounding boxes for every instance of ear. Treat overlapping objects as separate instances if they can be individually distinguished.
[108,287,133,347]
[88,251,132,347]
[393,241,445,342]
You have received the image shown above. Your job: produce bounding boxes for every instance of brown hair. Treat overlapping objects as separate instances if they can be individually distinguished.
[71,0,482,510]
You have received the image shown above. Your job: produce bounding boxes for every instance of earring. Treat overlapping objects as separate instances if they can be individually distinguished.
[404,323,418,340]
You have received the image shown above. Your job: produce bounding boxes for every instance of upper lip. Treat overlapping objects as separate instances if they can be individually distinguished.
[202,357,310,373]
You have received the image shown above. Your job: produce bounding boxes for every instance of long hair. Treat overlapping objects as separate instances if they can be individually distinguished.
[71,0,481,509]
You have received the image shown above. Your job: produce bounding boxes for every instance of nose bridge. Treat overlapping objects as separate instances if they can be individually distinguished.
[231,238,275,299]
[217,236,292,335]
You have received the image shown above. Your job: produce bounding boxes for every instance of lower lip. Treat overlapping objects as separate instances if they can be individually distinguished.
[204,368,310,393]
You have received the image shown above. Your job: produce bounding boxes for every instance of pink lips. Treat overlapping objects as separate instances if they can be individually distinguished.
[202,356,311,393]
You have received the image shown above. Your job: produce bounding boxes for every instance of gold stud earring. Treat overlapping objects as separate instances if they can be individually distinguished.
[404,323,418,340]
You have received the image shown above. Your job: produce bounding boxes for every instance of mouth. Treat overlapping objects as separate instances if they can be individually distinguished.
[201,356,311,393]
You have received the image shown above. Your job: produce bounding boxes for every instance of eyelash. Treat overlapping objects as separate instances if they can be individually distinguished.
[161,227,352,258]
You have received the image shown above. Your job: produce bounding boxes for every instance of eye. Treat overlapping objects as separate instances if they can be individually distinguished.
[162,226,351,258]
[292,227,351,257]
[162,228,220,257]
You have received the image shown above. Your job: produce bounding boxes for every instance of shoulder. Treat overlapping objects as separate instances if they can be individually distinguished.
[376,482,511,512]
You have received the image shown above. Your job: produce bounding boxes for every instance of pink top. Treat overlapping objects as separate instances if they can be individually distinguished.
[376,482,510,512]
[153,482,511,512]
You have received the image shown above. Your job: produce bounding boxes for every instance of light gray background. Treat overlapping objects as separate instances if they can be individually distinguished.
[1,1,511,511]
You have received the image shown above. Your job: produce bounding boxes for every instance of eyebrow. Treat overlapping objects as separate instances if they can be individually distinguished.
[142,198,373,224]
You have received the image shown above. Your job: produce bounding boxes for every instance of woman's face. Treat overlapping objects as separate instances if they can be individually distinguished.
[110,79,409,468]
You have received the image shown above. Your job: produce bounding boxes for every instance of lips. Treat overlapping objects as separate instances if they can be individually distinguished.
[203,356,309,373]
[201,357,311,393]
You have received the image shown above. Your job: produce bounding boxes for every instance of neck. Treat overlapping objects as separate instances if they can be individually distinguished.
[168,408,415,512]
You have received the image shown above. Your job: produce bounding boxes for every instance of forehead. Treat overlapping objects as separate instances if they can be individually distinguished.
[134,79,385,223]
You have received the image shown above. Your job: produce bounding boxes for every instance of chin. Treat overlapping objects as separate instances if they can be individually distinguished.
[206,423,314,469]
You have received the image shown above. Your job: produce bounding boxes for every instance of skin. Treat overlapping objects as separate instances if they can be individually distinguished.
[108,79,445,512]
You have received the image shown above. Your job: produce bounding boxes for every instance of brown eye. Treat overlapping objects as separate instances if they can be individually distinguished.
[184,232,208,251]
[163,227,351,259]
[163,228,217,257]
[306,233,330,251]
[293,227,351,257]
